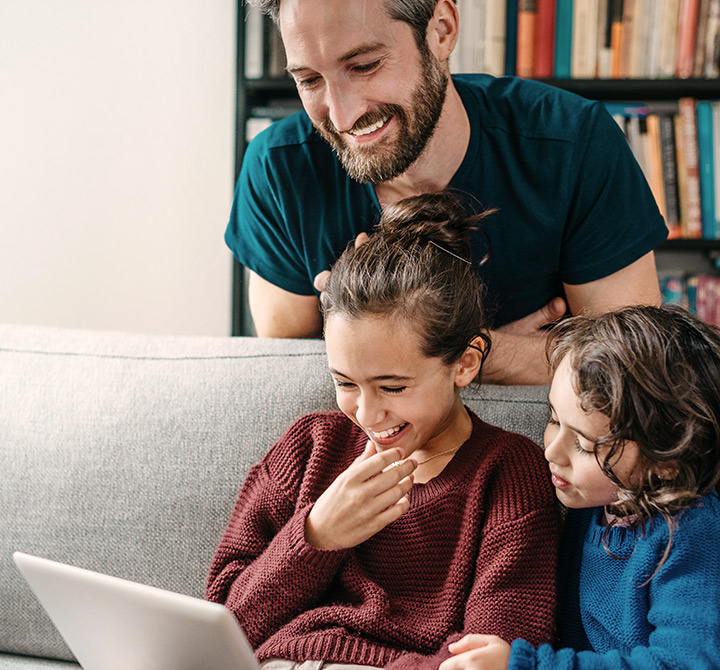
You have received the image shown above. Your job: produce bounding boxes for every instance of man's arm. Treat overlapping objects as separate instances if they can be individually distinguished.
[248,270,322,338]
[482,252,662,385]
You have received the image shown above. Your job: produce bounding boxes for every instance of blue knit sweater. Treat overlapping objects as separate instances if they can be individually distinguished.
[509,492,720,669]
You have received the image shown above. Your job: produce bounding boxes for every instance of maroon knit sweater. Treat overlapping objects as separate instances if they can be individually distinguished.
[207,410,559,669]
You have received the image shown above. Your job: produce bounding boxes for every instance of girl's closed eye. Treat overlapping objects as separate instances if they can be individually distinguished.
[381,386,406,394]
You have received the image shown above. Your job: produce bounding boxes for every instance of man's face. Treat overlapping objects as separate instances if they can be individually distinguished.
[280,0,449,184]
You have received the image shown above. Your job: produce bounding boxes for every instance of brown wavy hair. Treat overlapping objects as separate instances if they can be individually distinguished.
[321,191,493,372]
[547,305,720,576]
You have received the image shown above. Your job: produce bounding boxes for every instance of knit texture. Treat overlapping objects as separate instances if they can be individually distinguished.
[508,492,720,669]
[207,410,560,669]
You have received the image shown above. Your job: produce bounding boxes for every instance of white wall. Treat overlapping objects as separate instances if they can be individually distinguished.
[0,0,236,336]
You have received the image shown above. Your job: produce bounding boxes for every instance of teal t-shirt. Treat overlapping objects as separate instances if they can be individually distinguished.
[226,74,667,327]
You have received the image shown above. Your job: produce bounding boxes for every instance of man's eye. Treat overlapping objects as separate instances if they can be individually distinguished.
[352,60,380,74]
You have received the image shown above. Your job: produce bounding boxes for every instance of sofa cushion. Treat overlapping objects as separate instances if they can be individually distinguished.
[0,325,548,663]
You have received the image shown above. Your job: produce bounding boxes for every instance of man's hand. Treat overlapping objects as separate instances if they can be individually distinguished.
[496,296,567,337]
[313,232,370,293]
[304,442,416,551]
[438,634,511,670]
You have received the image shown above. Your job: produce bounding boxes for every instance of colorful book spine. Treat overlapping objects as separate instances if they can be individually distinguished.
[554,0,574,76]
[696,100,717,239]
[517,0,539,77]
[676,0,701,77]
[534,0,557,76]
[609,0,625,76]
[677,97,703,238]
[659,113,682,238]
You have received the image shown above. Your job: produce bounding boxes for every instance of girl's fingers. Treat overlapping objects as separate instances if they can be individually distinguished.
[448,634,494,653]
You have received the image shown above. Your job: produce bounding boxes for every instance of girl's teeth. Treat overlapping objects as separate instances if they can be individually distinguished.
[375,424,405,439]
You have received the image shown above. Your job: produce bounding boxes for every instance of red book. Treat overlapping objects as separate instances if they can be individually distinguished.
[677,0,701,77]
[533,0,556,77]
[517,0,538,77]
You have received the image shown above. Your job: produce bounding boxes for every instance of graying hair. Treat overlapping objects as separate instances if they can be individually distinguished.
[247,0,455,47]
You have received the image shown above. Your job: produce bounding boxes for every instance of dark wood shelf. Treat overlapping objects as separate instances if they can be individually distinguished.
[659,239,720,252]
[539,77,720,100]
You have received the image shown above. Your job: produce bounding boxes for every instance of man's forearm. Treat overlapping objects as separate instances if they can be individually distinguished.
[481,330,551,386]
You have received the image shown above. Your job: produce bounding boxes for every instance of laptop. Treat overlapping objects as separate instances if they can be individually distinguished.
[13,552,261,670]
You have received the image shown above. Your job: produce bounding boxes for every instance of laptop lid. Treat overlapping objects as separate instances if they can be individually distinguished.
[13,551,260,670]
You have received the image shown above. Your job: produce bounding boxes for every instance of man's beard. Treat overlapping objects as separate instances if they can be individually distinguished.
[313,48,449,184]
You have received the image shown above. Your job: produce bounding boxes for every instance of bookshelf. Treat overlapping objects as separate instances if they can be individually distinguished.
[232,0,720,334]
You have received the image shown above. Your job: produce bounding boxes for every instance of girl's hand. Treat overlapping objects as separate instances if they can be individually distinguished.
[439,635,511,670]
[305,441,416,550]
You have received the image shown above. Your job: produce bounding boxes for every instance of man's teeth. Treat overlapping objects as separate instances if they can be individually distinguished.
[374,424,406,439]
[350,116,388,136]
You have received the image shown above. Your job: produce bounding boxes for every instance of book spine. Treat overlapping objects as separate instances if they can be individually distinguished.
[554,0,575,76]
[243,4,265,79]
[678,97,703,238]
[534,0,557,77]
[506,0,519,74]
[485,0,507,76]
[659,112,682,238]
[693,0,712,75]
[704,0,720,76]
[610,0,625,77]
[676,0,701,77]
[646,114,668,221]
[619,0,636,77]
[517,0,539,77]
[597,0,612,78]
[658,0,682,77]
[713,101,720,236]
[696,100,717,239]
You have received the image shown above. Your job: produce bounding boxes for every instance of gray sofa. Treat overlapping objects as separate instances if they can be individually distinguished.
[0,324,550,669]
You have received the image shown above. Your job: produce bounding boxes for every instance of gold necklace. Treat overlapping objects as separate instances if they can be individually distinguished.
[415,445,462,466]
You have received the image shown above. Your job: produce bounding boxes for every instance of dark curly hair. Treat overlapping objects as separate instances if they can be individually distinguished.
[547,305,720,577]
[321,191,492,373]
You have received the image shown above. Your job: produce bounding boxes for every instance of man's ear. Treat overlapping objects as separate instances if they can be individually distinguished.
[454,337,487,388]
[427,0,459,63]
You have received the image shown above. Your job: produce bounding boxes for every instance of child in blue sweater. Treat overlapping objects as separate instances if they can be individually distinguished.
[439,305,720,670]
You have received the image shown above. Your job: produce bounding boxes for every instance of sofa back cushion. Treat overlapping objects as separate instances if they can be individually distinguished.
[0,325,548,662]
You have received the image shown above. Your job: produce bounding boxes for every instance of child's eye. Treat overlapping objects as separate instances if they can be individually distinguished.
[574,438,594,456]
[547,417,559,426]
[382,386,406,394]
[333,380,355,390]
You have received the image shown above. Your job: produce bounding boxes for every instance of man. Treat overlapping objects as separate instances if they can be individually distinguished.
[226,0,667,384]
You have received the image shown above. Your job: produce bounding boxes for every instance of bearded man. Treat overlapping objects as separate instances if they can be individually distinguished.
[226,0,667,384]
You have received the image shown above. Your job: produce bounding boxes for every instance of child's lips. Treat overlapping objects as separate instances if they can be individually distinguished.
[551,472,570,489]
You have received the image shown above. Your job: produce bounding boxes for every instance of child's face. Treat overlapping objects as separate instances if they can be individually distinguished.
[544,356,640,509]
[324,313,471,458]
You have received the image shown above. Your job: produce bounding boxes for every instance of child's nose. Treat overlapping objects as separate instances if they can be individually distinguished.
[356,394,384,428]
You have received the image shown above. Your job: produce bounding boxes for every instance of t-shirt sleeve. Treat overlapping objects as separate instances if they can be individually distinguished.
[559,102,668,286]
[225,127,316,296]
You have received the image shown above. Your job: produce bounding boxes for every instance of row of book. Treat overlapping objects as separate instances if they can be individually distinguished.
[608,98,720,239]
[451,0,720,80]
[661,274,720,325]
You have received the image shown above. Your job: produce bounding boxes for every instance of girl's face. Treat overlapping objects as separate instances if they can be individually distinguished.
[324,313,475,459]
[544,356,640,509]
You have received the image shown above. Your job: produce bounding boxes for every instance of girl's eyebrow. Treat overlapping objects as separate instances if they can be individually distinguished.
[547,400,597,443]
[329,368,412,383]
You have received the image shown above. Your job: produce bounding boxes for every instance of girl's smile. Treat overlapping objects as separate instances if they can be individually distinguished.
[324,313,477,467]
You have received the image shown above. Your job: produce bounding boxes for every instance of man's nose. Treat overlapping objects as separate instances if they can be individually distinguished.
[325,81,367,134]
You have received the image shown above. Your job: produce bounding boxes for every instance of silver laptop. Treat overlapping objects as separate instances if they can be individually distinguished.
[13,552,261,670]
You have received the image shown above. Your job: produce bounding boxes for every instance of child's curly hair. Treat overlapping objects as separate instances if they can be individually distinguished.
[547,305,720,573]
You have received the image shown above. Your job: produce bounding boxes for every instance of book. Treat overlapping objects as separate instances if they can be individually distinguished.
[517,0,539,77]
[677,98,703,238]
[713,101,720,235]
[572,0,599,77]
[646,0,665,77]
[244,3,265,79]
[658,112,682,238]
[506,0,519,74]
[485,0,507,76]
[658,0,682,77]
[676,0,701,77]
[627,0,646,77]
[534,0,557,76]
[597,0,612,77]
[704,0,720,76]
[693,0,712,75]
[646,114,668,221]
[609,0,625,77]
[619,0,636,76]
[696,100,717,239]
[554,0,575,76]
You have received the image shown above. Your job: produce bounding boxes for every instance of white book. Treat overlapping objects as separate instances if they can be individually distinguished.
[472,0,486,73]
[658,0,681,77]
[244,4,264,79]
[597,0,612,78]
[646,0,665,77]
[704,0,720,77]
[573,0,597,77]
[484,0,506,76]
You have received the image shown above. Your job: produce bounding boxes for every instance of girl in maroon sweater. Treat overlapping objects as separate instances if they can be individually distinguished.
[207,192,560,670]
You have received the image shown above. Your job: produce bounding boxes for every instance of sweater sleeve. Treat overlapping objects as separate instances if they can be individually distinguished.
[508,501,720,670]
[205,422,350,648]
